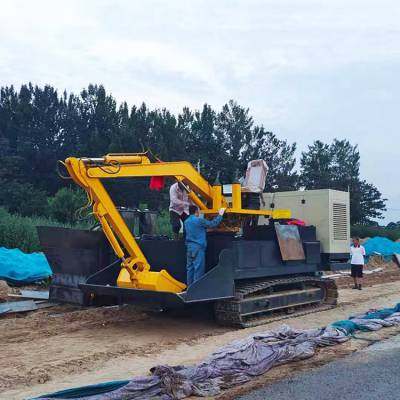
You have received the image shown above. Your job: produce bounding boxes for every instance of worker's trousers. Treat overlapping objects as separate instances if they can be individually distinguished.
[186,243,205,286]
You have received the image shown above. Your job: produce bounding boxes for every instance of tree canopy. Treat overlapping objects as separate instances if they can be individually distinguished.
[0,83,386,225]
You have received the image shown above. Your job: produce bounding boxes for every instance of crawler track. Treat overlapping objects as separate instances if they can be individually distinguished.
[214,276,338,328]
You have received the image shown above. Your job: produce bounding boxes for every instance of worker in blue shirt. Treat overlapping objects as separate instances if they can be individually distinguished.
[184,205,225,286]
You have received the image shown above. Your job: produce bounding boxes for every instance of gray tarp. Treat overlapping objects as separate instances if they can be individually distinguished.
[35,303,400,400]
[38,325,352,400]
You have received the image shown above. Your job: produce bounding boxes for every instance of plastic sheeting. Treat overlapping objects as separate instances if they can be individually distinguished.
[363,236,400,257]
[33,381,130,399]
[0,247,52,284]
[35,303,400,400]
[36,326,349,400]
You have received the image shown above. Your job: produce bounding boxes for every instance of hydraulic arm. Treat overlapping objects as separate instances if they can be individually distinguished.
[64,153,290,293]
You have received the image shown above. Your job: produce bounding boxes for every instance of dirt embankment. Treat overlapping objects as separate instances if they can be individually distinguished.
[1,263,400,400]
[0,304,229,396]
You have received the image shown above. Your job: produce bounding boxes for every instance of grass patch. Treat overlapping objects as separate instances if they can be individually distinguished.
[0,207,91,253]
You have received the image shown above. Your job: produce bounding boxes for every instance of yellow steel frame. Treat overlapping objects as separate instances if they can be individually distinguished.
[64,153,291,293]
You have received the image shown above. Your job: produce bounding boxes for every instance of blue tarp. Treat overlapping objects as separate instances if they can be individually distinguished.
[32,381,130,399]
[363,236,400,257]
[0,247,52,284]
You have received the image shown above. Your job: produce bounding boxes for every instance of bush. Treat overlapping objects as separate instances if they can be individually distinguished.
[0,207,90,253]
[351,225,400,241]
[0,208,41,252]
[48,187,88,224]
[0,179,49,217]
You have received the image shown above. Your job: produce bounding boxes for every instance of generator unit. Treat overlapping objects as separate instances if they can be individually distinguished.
[261,189,350,269]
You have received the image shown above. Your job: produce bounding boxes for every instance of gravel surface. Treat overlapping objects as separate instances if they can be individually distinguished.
[238,335,400,400]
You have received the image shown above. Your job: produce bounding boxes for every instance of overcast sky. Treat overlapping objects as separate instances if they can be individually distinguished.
[1,0,399,222]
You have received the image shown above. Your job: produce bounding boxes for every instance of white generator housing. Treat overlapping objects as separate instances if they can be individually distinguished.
[261,189,350,257]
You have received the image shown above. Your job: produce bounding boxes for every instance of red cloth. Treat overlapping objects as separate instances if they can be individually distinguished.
[150,176,165,191]
[149,159,166,191]
[287,219,305,226]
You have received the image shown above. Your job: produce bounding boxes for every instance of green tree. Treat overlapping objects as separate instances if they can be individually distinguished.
[58,91,83,160]
[48,187,88,224]
[179,104,221,182]
[351,180,387,225]
[109,101,132,152]
[330,139,360,192]
[77,84,119,155]
[5,82,385,225]
[300,140,332,189]
[300,139,386,224]
[0,179,48,216]
[246,127,298,191]
[215,100,253,182]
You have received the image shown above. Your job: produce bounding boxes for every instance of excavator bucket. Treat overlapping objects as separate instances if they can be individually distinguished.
[117,268,187,293]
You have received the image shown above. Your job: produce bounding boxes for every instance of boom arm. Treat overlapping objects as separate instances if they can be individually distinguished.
[64,153,290,293]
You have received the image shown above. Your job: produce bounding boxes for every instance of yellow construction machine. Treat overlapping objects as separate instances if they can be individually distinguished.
[39,153,343,327]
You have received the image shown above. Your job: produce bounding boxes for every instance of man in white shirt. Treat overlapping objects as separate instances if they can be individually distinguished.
[169,181,192,240]
[350,237,366,290]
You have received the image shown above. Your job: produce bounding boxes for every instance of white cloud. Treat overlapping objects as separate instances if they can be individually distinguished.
[88,38,221,89]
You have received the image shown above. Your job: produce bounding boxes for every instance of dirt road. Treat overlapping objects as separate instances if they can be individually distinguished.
[2,279,400,400]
